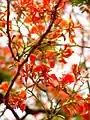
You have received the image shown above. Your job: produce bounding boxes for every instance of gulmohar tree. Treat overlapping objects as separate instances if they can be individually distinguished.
[0,0,90,120]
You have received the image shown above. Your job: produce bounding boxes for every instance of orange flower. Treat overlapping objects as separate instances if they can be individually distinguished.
[57,90,69,102]
[46,51,54,59]
[24,16,32,23]
[30,26,38,34]
[15,0,31,7]
[48,86,69,102]
[18,91,26,99]
[54,18,62,25]
[0,82,9,91]
[8,91,26,111]
[0,21,6,28]
[47,86,69,102]
[60,19,69,28]
[37,25,45,32]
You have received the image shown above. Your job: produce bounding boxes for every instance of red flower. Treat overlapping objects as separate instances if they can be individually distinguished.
[72,64,79,75]
[19,102,26,112]
[62,73,75,86]
[49,59,55,68]
[49,74,59,87]
[74,94,83,100]
[32,16,40,23]
[50,74,58,81]
[73,103,86,114]
[63,48,73,58]
[59,57,67,64]
[43,0,50,6]
[30,54,36,63]
[82,112,90,120]
[33,64,50,73]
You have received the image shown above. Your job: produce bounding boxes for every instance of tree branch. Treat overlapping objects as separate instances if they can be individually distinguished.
[7,0,18,61]
[6,104,20,120]
[21,106,65,120]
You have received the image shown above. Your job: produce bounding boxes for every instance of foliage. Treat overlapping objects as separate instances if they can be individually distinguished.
[70,0,85,5]
[0,0,90,120]
[70,0,90,5]
[0,70,11,83]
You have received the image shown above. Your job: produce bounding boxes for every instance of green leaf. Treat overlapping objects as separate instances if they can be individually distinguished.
[87,0,90,4]
[52,116,65,120]
[70,0,85,5]
[74,115,82,120]
[0,70,11,84]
